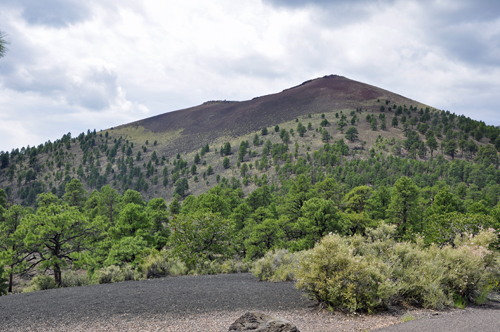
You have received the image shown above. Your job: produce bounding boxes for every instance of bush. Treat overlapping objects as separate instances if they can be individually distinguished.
[138,249,250,278]
[252,249,300,282]
[22,274,57,293]
[61,271,91,288]
[295,235,394,313]
[92,265,141,284]
[219,259,252,274]
[139,249,187,278]
[295,224,500,313]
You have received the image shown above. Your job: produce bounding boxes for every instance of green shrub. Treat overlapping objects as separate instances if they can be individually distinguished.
[219,259,252,274]
[92,265,141,284]
[120,264,142,281]
[295,224,500,313]
[295,235,394,313]
[61,271,91,288]
[22,274,57,293]
[93,265,122,284]
[139,249,187,278]
[184,258,252,276]
[252,249,301,282]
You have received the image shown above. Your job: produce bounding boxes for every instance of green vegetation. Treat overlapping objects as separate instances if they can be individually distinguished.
[1,93,500,316]
[0,265,7,295]
[295,224,499,313]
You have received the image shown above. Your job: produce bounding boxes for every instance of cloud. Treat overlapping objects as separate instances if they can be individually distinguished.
[2,0,93,27]
[1,0,500,152]
[263,0,394,8]
[2,60,121,111]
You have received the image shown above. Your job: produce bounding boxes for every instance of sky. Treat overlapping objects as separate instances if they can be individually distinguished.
[0,0,499,152]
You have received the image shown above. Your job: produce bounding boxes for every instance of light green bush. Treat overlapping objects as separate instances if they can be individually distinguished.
[252,249,301,282]
[138,249,250,278]
[295,223,500,312]
[61,271,91,288]
[93,265,122,284]
[219,258,252,274]
[139,249,187,278]
[22,274,57,293]
[121,264,142,281]
[92,265,141,284]
[295,235,395,313]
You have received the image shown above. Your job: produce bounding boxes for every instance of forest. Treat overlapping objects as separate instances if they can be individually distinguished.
[1,105,500,312]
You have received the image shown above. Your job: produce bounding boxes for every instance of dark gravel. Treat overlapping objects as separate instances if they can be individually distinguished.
[3,273,500,331]
[0,273,313,330]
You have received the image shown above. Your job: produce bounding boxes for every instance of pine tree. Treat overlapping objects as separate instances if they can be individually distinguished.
[321,130,331,142]
[223,157,230,169]
[426,136,438,157]
[169,198,180,215]
[240,163,249,177]
[392,116,398,127]
[387,177,421,236]
[297,122,307,137]
[223,142,231,155]
[253,134,260,146]
[238,142,247,162]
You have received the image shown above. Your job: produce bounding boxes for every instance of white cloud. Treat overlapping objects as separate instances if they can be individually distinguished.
[1,0,499,151]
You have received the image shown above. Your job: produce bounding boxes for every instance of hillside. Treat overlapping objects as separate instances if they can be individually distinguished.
[112,75,426,155]
[1,75,500,304]
[0,75,499,206]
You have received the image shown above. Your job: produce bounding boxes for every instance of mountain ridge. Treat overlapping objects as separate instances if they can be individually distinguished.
[1,74,497,206]
[112,75,427,154]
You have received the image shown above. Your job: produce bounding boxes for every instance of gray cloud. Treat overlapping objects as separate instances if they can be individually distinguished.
[1,0,500,152]
[15,0,91,27]
[2,59,119,111]
[265,0,500,71]
[65,67,119,110]
[263,0,394,8]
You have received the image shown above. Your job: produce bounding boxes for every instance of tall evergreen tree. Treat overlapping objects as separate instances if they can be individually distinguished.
[387,177,421,237]
[63,179,87,209]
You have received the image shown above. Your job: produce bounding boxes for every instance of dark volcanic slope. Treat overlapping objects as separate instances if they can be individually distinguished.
[116,75,423,153]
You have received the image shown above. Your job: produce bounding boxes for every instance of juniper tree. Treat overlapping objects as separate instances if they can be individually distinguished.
[344,127,359,142]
